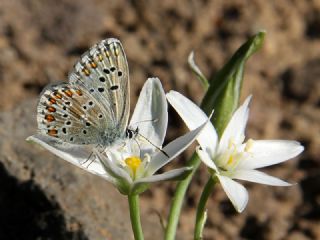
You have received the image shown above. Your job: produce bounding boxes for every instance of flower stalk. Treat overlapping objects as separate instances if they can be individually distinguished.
[194,176,218,240]
[128,194,144,240]
[164,152,200,240]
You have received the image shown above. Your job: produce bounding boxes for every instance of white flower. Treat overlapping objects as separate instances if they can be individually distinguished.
[167,91,304,212]
[27,78,207,195]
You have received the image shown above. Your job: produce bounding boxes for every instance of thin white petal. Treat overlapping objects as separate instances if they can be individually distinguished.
[238,140,304,169]
[196,147,218,172]
[27,134,92,165]
[218,175,248,213]
[219,95,252,153]
[26,135,115,180]
[95,151,132,184]
[135,167,192,184]
[129,77,168,149]
[232,169,292,186]
[166,91,218,155]
[146,121,207,175]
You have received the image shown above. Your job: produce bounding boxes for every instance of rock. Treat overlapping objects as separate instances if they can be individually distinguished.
[0,99,133,239]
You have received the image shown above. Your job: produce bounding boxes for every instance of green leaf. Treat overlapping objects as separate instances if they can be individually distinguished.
[201,31,266,137]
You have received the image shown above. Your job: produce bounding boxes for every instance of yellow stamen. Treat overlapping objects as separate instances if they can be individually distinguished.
[245,139,254,152]
[227,155,234,165]
[125,156,142,177]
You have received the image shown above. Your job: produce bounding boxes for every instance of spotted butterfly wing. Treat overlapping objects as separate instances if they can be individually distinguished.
[37,38,130,145]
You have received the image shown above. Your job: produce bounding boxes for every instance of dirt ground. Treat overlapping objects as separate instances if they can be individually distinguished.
[0,0,319,239]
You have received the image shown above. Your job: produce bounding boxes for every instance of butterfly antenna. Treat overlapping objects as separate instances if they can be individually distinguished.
[136,131,169,158]
[130,118,159,126]
[129,118,169,158]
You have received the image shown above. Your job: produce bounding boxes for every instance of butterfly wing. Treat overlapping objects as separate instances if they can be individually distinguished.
[69,38,130,138]
[37,83,113,145]
[37,38,130,146]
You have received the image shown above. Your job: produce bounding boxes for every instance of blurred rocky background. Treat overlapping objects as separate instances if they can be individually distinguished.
[0,0,319,239]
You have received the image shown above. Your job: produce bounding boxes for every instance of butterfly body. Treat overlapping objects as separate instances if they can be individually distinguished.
[37,38,130,146]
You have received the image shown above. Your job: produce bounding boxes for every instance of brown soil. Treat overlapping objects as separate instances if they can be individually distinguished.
[0,0,319,239]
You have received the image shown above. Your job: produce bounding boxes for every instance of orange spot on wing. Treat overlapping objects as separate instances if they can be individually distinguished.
[48,98,56,104]
[64,89,73,97]
[82,68,90,76]
[90,62,97,68]
[53,92,62,99]
[76,89,83,96]
[45,114,55,122]
[47,106,56,112]
[47,129,58,136]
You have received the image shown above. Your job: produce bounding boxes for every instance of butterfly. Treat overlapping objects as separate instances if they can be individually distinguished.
[37,38,132,146]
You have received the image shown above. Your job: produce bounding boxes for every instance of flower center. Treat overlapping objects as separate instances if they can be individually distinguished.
[218,138,254,172]
[125,156,142,178]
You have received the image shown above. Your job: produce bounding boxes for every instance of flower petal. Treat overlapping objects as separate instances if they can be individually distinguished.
[146,121,207,175]
[238,140,304,169]
[232,169,292,186]
[26,134,115,180]
[166,91,218,155]
[95,150,132,184]
[196,147,218,172]
[218,175,248,213]
[135,167,192,184]
[129,77,168,149]
[218,95,252,153]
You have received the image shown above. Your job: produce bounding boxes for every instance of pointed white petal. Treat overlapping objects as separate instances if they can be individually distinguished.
[238,140,304,169]
[26,135,114,180]
[166,91,218,155]
[218,95,252,153]
[27,134,92,165]
[196,147,218,172]
[232,169,292,186]
[95,151,132,184]
[129,78,168,149]
[146,121,207,175]
[135,167,192,184]
[218,175,248,213]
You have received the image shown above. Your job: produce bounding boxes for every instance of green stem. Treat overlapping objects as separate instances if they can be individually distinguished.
[165,153,200,240]
[128,194,144,240]
[194,176,217,240]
